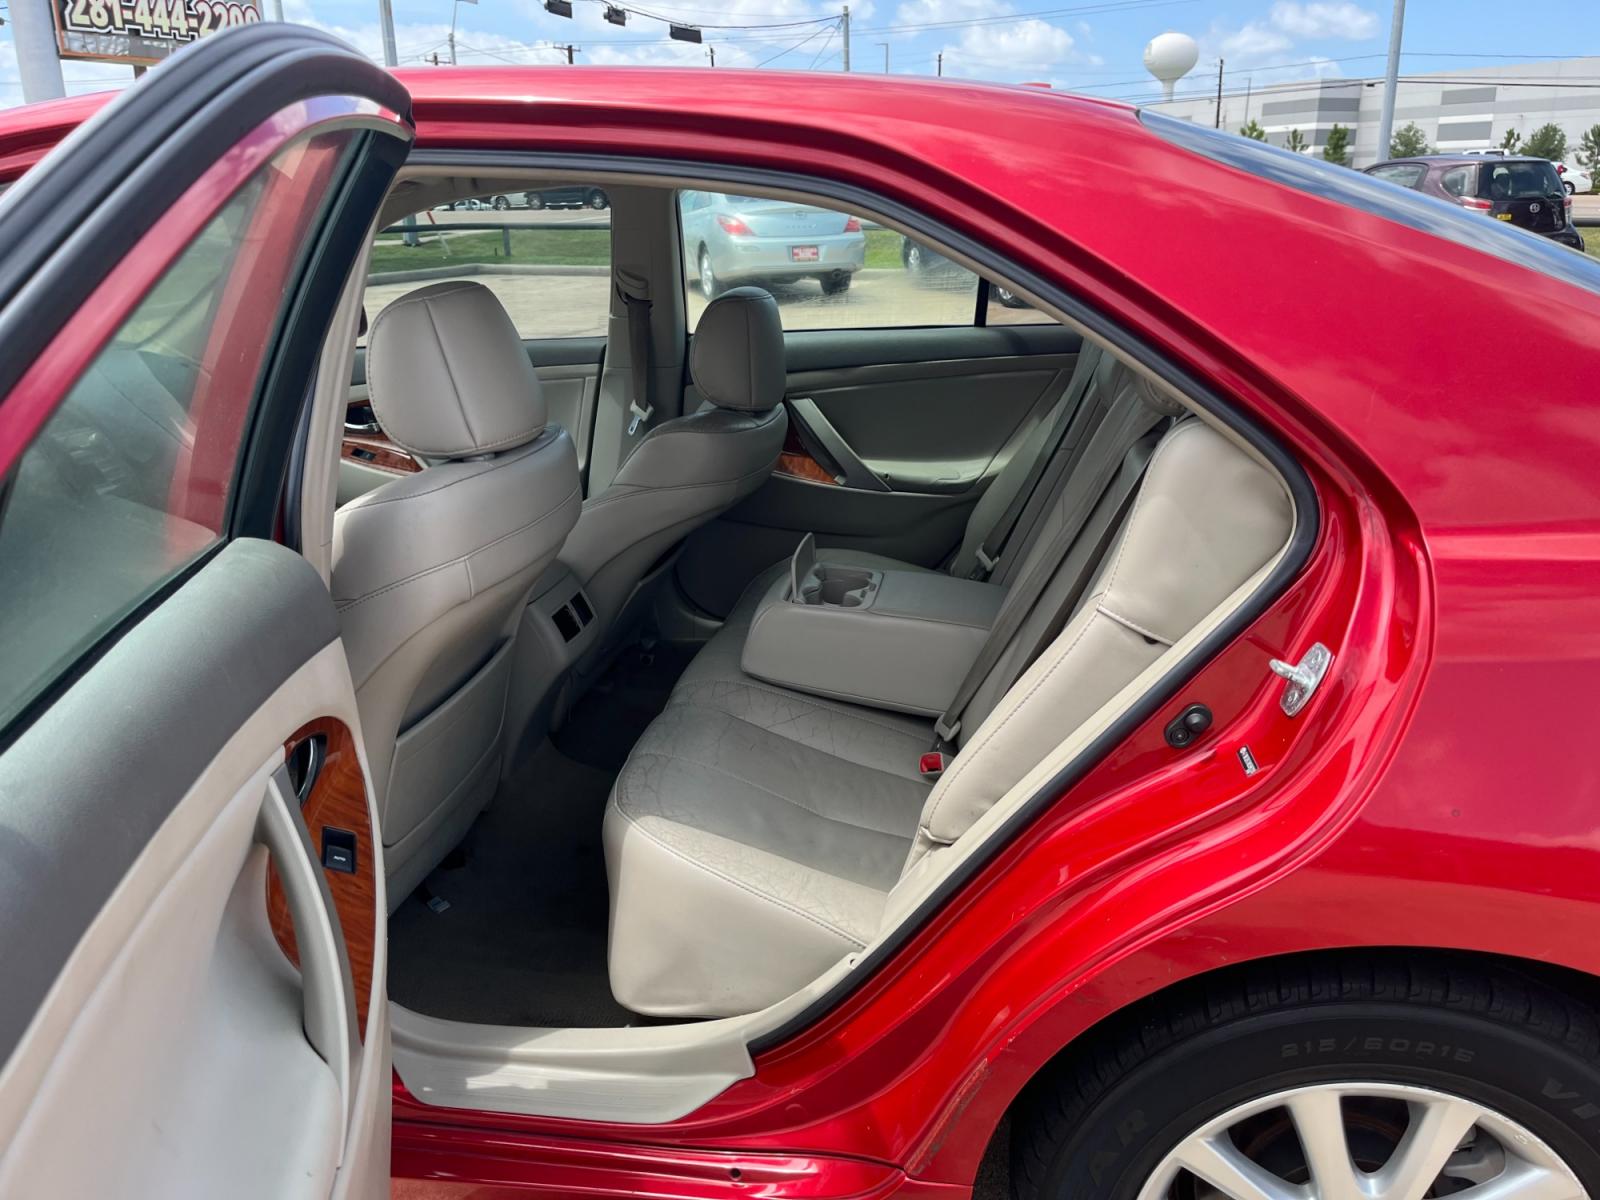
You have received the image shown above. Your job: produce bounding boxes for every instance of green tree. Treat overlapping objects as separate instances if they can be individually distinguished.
[1389,122,1433,158]
[1522,122,1567,161]
[1323,123,1351,167]
[1284,128,1309,154]
[1239,119,1267,141]
[1498,128,1522,153]
[1574,124,1600,172]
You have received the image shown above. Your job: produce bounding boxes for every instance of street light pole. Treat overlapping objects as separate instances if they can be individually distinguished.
[377,0,400,68]
[1213,57,1224,129]
[877,41,888,73]
[840,6,850,72]
[1375,0,1406,161]
[10,0,67,102]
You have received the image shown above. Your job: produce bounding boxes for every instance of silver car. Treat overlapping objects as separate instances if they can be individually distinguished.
[680,192,866,298]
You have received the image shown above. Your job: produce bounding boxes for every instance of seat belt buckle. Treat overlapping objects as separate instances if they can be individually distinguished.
[919,751,950,779]
[627,400,654,437]
[971,546,997,579]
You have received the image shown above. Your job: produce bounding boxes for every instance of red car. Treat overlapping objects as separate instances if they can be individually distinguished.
[2,26,1600,1200]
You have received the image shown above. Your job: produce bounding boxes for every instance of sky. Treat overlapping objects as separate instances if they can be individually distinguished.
[2,0,1598,109]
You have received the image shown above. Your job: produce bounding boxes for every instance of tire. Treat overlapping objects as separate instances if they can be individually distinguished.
[904,240,930,274]
[492,195,510,210]
[1564,181,1577,196]
[820,271,852,295]
[698,247,723,299]
[994,285,1028,309]
[588,189,610,210]
[526,193,545,211]
[1011,957,1600,1200]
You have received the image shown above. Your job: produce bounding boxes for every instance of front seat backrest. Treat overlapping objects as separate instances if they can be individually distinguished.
[559,285,789,672]
[333,281,581,904]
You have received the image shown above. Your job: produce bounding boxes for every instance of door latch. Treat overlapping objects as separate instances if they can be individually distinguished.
[1268,642,1332,717]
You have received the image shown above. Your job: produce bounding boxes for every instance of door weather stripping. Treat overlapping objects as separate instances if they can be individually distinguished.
[1269,643,1332,717]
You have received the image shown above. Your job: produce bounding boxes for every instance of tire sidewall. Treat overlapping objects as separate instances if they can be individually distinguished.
[1040,1003,1600,1199]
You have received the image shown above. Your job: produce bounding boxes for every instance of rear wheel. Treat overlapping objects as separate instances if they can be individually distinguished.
[994,285,1028,308]
[698,248,723,299]
[1564,181,1577,196]
[1010,959,1600,1200]
[526,192,545,210]
[588,189,609,210]
[821,271,852,295]
[492,194,510,210]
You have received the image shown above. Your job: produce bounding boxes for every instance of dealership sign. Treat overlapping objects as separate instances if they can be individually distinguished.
[52,0,262,64]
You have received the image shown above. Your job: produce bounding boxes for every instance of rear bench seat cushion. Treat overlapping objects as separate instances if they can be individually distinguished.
[604,561,935,1018]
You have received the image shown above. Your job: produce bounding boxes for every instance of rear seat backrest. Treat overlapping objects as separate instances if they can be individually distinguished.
[902,417,1293,869]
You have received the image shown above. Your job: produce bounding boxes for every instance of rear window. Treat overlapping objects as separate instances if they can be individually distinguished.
[1482,161,1562,199]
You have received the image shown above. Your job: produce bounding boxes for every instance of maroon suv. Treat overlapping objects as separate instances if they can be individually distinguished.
[1364,153,1584,249]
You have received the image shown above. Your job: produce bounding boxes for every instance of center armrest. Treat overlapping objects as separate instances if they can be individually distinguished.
[741,546,1005,718]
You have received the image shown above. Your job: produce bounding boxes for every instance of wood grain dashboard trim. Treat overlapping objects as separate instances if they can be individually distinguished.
[266,716,379,1041]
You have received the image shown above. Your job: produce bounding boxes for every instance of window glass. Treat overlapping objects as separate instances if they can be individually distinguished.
[1367,163,1426,189]
[364,186,613,340]
[681,191,1060,332]
[1441,166,1473,198]
[1484,162,1563,199]
[0,130,357,730]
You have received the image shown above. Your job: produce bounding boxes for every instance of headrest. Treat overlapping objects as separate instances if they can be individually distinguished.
[367,281,547,459]
[689,287,785,412]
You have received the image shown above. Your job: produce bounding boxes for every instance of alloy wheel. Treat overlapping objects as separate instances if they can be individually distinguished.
[699,249,717,295]
[1138,1082,1587,1200]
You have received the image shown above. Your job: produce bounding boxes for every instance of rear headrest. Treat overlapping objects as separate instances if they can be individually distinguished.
[368,281,548,459]
[690,287,785,412]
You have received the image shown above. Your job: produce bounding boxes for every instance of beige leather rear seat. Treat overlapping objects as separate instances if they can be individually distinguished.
[603,365,1294,1018]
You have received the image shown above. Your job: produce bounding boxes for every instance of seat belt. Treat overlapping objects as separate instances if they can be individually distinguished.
[930,394,1168,756]
[616,270,654,436]
[968,346,1102,581]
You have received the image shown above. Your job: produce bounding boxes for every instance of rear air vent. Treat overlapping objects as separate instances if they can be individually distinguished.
[552,605,582,642]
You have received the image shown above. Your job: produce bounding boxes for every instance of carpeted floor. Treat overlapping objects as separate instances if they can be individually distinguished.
[386,643,696,1028]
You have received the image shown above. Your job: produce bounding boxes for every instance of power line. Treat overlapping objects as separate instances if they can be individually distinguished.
[754,20,839,68]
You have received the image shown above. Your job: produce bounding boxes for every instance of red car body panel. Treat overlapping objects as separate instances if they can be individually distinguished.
[5,67,1599,1198]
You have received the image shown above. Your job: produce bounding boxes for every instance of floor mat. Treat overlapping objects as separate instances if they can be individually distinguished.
[387,644,698,1028]
[551,641,697,771]
[387,742,636,1028]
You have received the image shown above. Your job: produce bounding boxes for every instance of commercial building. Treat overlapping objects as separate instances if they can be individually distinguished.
[1147,56,1600,166]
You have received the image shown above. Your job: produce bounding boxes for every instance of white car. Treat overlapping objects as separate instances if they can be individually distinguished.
[1556,161,1592,195]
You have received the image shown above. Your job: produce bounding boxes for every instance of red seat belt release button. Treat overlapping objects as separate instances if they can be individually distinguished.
[919,751,949,779]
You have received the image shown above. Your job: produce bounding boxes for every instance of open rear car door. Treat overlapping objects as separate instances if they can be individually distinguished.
[0,28,411,1199]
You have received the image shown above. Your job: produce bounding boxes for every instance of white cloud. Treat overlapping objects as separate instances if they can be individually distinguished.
[939,18,1074,76]
[1268,1,1378,40]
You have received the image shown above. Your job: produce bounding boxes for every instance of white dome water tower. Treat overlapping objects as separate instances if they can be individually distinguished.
[1143,32,1199,102]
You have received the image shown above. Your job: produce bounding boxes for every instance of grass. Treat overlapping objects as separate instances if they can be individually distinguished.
[369,228,612,274]
[370,219,1600,271]
[369,226,909,276]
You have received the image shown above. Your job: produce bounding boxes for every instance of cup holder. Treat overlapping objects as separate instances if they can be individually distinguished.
[800,565,877,608]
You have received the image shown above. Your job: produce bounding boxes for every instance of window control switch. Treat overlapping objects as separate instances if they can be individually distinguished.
[321,828,357,874]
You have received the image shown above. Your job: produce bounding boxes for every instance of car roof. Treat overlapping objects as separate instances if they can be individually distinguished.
[1371,154,1553,166]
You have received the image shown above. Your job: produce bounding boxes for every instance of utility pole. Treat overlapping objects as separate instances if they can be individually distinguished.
[378,0,400,69]
[708,47,715,66]
[559,43,577,63]
[936,52,942,77]
[1376,0,1406,161]
[877,41,888,73]
[841,6,850,72]
[10,0,67,102]
[1213,57,1224,129]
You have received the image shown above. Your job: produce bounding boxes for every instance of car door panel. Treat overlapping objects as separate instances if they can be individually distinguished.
[0,25,408,1198]
[674,324,1081,617]
[0,543,389,1200]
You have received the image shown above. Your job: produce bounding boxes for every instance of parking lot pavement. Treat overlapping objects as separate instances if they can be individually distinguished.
[363,268,1054,337]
